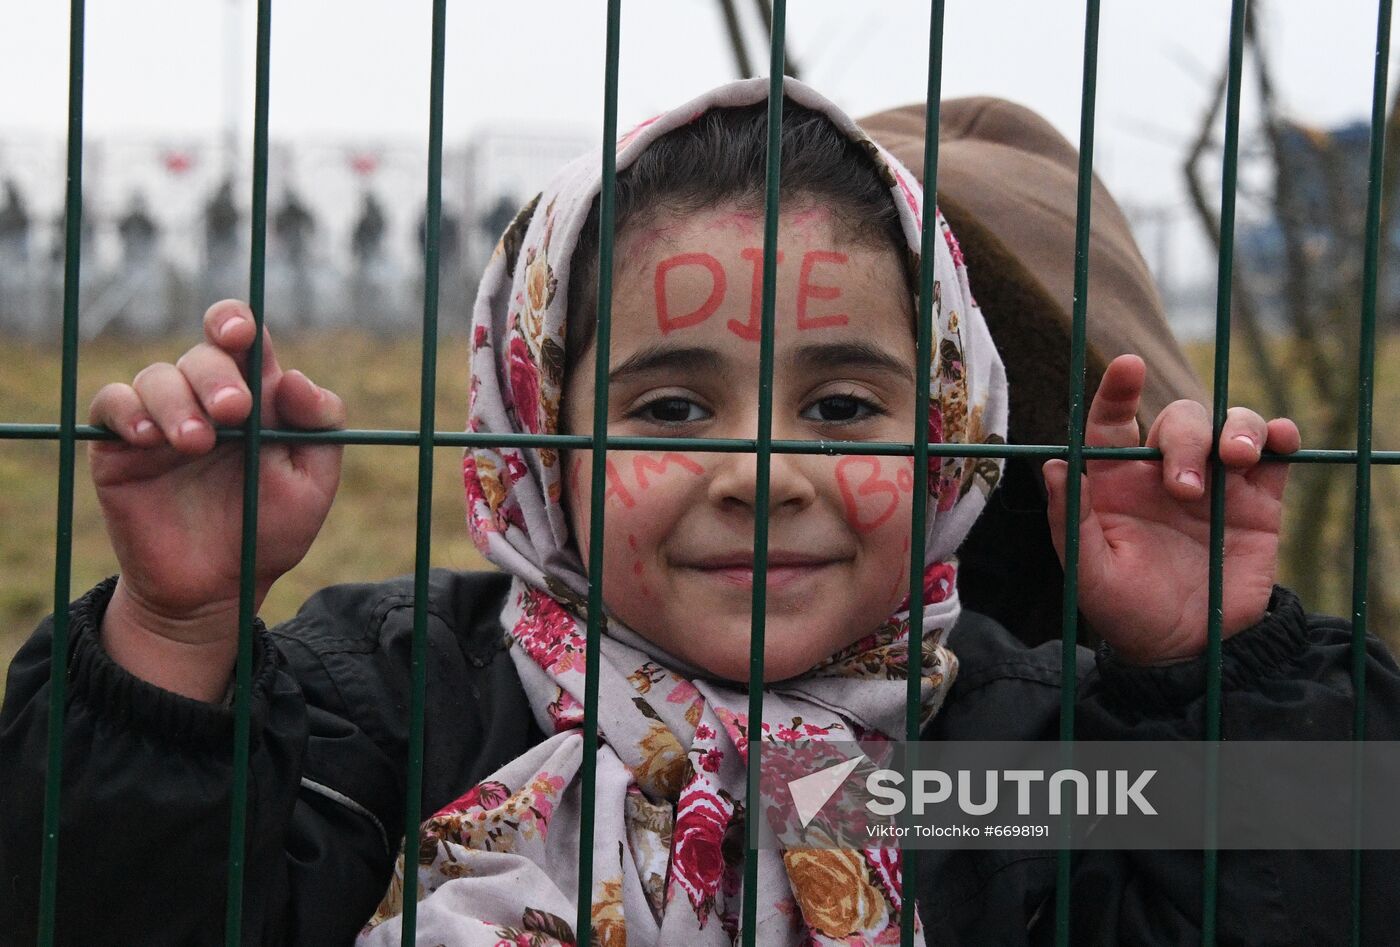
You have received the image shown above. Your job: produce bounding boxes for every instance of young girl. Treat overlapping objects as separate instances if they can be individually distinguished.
[3,78,1397,946]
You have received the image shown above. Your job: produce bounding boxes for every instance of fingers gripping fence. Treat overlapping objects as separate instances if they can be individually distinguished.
[7,0,1397,944]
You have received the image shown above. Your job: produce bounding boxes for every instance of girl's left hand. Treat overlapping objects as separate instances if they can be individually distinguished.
[1041,354,1301,666]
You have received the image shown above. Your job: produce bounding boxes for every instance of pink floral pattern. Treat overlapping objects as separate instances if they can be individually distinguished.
[439,779,512,817]
[668,773,734,927]
[940,217,966,268]
[508,336,542,433]
[513,587,587,675]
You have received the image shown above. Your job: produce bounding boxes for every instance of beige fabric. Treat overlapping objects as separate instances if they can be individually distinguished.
[860,98,1205,446]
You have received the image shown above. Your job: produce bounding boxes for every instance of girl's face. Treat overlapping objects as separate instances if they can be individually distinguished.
[562,202,920,682]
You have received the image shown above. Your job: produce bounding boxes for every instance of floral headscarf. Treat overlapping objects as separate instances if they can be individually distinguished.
[361,77,1008,947]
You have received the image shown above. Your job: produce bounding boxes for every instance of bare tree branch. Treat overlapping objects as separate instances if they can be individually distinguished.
[716,0,754,79]
[1181,46,1295,417]
[751,0,800,77]
[1246,4,1337,405]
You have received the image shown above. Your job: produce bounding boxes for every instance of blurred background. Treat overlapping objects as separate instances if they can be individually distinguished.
[2,0,1399,685]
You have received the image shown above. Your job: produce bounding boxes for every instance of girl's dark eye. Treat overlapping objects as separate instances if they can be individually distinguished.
[802,395,878,423]
[635,397,708,424]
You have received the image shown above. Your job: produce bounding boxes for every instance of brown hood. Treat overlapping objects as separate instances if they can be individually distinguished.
[861,98,1205,446]
[861,98,1205,648]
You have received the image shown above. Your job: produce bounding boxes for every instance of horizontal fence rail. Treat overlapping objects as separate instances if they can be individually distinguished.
[9,421,1398,463]
[2,0,1392,945]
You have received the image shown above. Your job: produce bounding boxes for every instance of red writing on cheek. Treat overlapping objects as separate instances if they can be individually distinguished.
[797,250,848,330]
[836,456,915,533]
[596,454,705,510]
[604,459,636,509]
[626,535,652,594]
[729,247,785,341]
[655,252,727,334]
[632,451,705,488]
[897,464,913,493]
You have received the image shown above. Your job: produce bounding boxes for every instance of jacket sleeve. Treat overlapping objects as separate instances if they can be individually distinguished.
[1063,585,1400,946]
[0,578,407,947]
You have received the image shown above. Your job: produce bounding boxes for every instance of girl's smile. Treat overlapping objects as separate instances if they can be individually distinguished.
[562,202,921,682]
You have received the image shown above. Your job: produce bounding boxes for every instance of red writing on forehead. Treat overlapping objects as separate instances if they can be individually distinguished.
[653,248,848,339]
[655,253,727,334]
[729,247,785,341]
[797,250,849,330]
[836,456,915,533]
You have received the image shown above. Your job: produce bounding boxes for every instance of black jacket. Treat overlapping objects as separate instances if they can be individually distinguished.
[3,572,1399,946]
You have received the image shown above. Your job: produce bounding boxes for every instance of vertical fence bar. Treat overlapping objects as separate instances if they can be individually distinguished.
[577,2,623,943]
[741,4,786,945]
[1201,2,1249,943]
[398,0,449,940]
[1351,2,1392,942]
[1053,1,1101,943]
[900,4,946,946]
[36,2,86,942]
[224,0,272,941]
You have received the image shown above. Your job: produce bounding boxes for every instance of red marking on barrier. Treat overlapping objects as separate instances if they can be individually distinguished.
[836,456,902,533]
[604,459,636,509]
[632,560,644,576]
[796,250,849,330]
[655,252,727,334]
[627,534,639,551]
[162,150,193,175]
[632,452,705,489]
[729,247,785,341]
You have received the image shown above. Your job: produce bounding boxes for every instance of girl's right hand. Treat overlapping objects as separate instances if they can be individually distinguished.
[88,299,345,700]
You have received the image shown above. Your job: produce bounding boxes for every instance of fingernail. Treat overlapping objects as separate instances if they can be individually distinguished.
[1233,434,1257,451]
[178,418,204,438]
[209,386,240,407]
[218,316,243,340]
[1177,470,1203,490]
[133,419,155,436]
[295,371,323,399]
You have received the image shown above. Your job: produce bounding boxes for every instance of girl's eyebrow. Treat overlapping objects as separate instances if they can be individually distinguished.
[787,341,914,382]
[608,344,725,383]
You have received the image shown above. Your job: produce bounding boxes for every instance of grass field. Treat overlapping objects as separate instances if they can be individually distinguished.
[3,329,1398,698]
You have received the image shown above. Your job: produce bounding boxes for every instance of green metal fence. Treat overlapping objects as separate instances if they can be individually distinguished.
[5,0,1399,944]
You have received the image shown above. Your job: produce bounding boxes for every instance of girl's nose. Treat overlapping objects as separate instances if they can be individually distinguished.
[706,446,818,517]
